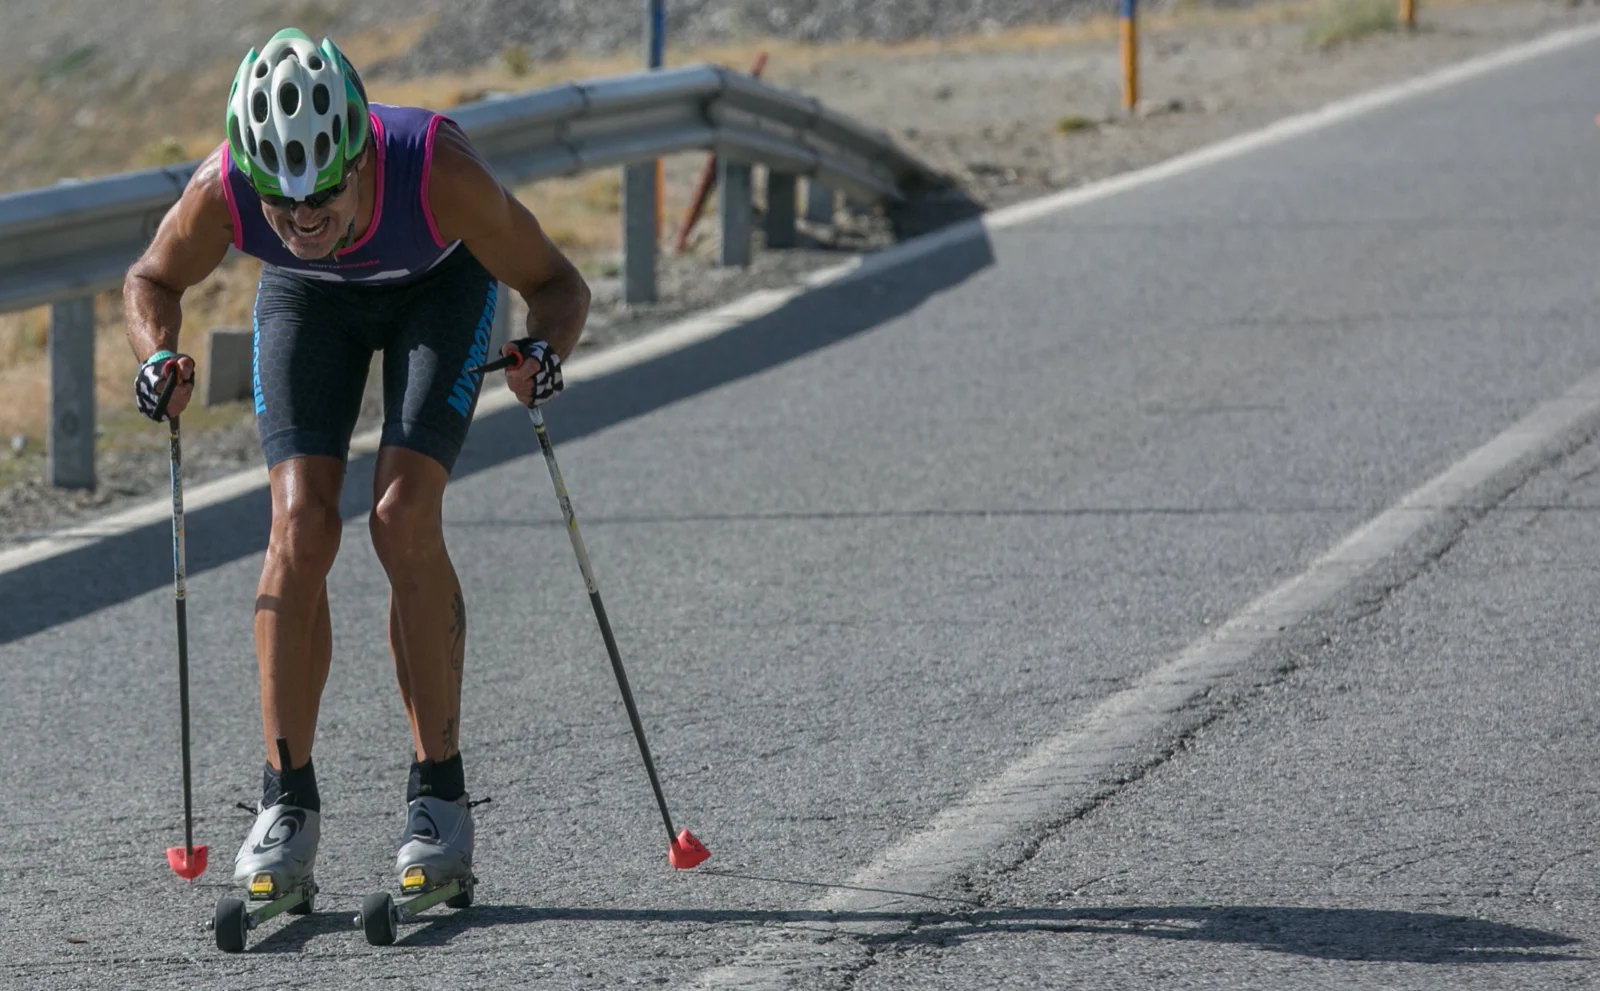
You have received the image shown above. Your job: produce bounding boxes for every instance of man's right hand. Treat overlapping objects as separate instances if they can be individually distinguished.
[134,351,197,421]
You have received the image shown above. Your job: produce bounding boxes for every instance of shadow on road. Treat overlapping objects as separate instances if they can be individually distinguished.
[0,219,994,647]
[872,904,1584,965]
[379,900,1581,965]
[244,909,361,954]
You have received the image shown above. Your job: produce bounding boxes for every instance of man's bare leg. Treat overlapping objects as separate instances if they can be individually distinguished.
[254,455,345,770]
[370,446,466,763]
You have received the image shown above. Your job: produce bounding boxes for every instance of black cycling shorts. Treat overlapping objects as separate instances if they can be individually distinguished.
[251,246,499,474]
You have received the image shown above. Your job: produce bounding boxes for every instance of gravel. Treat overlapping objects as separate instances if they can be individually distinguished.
[3,0,1598,547]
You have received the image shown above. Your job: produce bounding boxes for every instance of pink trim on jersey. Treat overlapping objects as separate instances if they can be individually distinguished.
[337,112,387,258]
[221,144,245,251]
[420,114,453,249]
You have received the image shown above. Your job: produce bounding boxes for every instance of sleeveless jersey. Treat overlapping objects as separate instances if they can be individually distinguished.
[223,104,459,285]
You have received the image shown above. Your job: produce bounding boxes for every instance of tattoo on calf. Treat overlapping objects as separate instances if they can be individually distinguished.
[450,591,466,673]
[443,715,456,755]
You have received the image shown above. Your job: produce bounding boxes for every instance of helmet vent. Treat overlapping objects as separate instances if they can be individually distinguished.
[252,91,269,124]
[314,132,331,169]
[285,141,307,176]
[254,60,269,79]
[332,114,343,146]
[228,117,243,155]
[278,83,300,117]
[244,128,257,157]
[308,55,324,71]
[312,84,330,116]
[260,140,279,173]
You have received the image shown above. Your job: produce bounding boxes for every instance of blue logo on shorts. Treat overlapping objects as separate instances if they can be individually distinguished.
[448,282,499,418]
[252,304,266,416]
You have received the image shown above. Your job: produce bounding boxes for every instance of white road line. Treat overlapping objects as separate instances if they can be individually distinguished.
[677,250,1600,991]
[674,22,1600,991]
[4,18,1597,587]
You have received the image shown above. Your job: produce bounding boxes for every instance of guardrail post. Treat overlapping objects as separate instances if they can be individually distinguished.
[47,296,95,490]
[622,163,658,304]
[719,159,753,267]
[804,180,833,225]
[765,171,797,249]
[204,327,253,406]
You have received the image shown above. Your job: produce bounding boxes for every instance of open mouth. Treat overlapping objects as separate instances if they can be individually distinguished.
[291,217,331,239]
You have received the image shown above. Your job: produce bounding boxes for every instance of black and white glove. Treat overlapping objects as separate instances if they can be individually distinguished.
[133,350,193,422]
[504,338,564,408]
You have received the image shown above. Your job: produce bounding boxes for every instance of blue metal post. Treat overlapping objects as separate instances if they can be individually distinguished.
[623,0,667,303]
[648,0,665,68]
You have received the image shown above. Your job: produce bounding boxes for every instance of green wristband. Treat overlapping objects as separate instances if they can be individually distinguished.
[143,349,176,368]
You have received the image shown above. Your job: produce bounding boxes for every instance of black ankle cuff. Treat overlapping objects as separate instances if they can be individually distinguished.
[262,757,321,813]
[408,752,466,803]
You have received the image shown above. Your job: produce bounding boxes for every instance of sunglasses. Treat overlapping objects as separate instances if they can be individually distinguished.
[260,170,353,211]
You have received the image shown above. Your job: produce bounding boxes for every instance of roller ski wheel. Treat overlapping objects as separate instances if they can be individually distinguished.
[208,872,318,954]
[355,867,476,946]
[213,898,248,954]
[360,892,398,946]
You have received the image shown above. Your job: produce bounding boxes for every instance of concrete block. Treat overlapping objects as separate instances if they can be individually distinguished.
[205,327,253,407]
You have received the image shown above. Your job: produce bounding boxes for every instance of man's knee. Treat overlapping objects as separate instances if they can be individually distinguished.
[265,457,345,577]
[369,488,443,573]
[268,495,343,576]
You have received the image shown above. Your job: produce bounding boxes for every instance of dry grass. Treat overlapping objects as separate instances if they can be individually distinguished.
[0,258,264,444]
[1304,0,1403,47]
[0,0,1404,197]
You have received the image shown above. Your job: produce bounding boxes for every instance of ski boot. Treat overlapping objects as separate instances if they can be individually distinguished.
[357,794,481,946]
[209,799,321,952]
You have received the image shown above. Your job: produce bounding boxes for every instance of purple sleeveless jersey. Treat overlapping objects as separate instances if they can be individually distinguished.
[224,104,459,285]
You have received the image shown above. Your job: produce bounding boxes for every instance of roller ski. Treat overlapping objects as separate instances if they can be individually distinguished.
[356,793,482,946]
[209,800,321,953]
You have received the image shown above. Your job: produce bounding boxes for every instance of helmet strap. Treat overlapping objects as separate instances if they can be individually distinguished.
[327,218,358,257]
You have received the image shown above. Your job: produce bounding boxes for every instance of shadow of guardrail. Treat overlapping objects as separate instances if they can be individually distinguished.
[0,214,993,647]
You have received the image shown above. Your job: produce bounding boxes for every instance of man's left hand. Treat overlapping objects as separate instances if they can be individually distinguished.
[501,338,564,408]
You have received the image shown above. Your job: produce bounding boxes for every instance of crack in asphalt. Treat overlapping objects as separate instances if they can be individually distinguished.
[785,426,1600,989]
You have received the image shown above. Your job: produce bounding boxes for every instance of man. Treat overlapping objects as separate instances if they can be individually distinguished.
[123,28,590,898]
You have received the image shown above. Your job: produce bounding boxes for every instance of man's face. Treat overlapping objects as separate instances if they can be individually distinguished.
[259,152,366,260]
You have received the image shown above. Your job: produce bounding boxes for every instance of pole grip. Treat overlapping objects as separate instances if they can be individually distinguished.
[153,359,181,423]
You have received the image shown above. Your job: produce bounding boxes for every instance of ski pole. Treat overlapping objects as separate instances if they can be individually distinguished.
[472,351,709,869]
[155,365,207,881]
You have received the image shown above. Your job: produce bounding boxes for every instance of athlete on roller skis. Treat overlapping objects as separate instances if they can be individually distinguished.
[123,28,590,911]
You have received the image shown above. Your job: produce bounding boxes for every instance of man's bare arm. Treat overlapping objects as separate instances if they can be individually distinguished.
[123,145,236,365]
[428,123,590,361]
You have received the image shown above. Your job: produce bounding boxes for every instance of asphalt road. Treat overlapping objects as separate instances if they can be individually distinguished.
[5,26,1600,991]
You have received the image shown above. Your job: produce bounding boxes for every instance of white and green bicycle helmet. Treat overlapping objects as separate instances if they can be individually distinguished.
[225,28,371,200]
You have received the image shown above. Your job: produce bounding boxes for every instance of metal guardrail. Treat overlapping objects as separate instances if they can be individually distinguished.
[0,63,943,489]
[0,64,938,316]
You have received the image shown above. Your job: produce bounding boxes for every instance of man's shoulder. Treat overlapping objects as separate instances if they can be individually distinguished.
[183,143,235,209]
